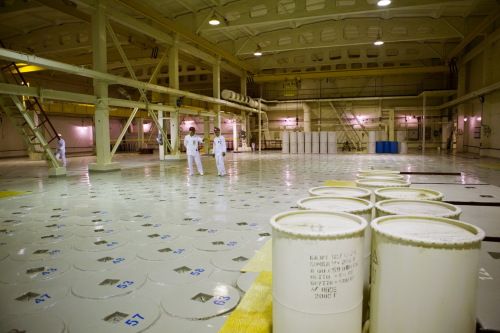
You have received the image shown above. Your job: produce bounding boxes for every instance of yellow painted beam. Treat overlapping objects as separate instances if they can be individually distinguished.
[253,66,449,83]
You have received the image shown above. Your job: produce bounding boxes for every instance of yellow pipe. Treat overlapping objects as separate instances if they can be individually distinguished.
[253,66,449,82]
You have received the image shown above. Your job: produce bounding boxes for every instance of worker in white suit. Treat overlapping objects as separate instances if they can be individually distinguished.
[183,126,204,176]
[55,133,67,167]
[213,127,227,176]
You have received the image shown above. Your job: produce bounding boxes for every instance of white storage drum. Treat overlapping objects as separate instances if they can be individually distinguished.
[271,210,367,333]
[297,132,305,154]
[290,131,298,154]
[374,187,444,202]
[282,131,290,154]
[358,169,400,175]
[297,197,374,296]
[355,179,410,194]
[308,186,371,201]
[370,215,485,333]
[319,131,328,154]
[375,199,461,220]
[311,132,320,154]
[356,174,405,181]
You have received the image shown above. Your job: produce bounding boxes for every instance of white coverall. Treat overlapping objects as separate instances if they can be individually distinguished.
[213,135,227,176]
[184,134,204,175]
[55,138,66,167]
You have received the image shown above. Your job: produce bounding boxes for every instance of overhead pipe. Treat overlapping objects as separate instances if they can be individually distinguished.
[0,48,263,114]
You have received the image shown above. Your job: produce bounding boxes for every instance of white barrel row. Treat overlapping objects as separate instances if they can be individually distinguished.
[282,131,337,154]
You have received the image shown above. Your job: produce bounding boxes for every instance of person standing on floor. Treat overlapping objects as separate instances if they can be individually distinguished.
[183,126,204,176]
[213,127,227,176]
[55,133,67,167]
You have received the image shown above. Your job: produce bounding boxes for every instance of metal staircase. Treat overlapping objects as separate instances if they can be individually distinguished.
[0,60,65,174]
[328,102,367,151]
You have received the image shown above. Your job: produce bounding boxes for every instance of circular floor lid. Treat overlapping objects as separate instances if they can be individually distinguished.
[136,240,192,261]
[9,244,67,261]
[75,224,124,237]
[73,235,128,252]
[125,222,165,232]
[130,227,180,245]
[0,259,70,284]
[308,186,371,198]
[148,257,213,285]
[237,272,259,293]
[225,220,263,232]
[73,248,137,272]
[0,313,65,333]
[0,283,68,314]
[193,232,245,252]
[63,295,160,333]
[33,230,73,245]
[211,248,257,272]
[161,281,240,320]
[71,270,146,300]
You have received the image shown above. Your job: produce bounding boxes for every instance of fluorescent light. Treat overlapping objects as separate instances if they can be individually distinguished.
[374,39,384,46]
[464,117,468,122]
[377,0,391,6]
[208,17,220,25]
[477,116,482,121]
[253,50,262,56]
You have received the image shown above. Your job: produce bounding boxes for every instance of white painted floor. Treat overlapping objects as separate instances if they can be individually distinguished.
[1,151,500,332]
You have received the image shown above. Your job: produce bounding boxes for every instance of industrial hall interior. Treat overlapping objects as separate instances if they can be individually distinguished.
[1,0,500,332]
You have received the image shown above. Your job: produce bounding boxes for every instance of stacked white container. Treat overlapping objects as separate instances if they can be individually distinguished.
[328,132,337,154]
[282,131,290,154]
[297,132,305,154]
[290,131,298,154]
[320,131,328,154]
[312,132,320,154]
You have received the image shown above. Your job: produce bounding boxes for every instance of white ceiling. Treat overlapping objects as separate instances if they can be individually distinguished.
[0,0,499,88]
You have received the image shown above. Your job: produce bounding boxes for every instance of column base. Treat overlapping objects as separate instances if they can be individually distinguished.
[88,162,121,172]
[48,166,67,177]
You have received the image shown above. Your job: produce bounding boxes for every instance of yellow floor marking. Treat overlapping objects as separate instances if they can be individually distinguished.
[218,271,273,333]
[0,191,27,199]
[323,180,356,187]
[241,240,272,273]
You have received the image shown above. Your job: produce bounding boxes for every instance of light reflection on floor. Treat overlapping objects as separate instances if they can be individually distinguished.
[1,151,500,332]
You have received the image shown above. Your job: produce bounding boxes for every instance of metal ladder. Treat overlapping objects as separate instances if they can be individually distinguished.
[328,102,363,151]
[0,61,63,171]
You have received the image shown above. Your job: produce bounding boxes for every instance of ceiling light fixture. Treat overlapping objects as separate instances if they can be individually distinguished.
[374,36,384,46]
[377,0,391,6]
[208,15,220,26]
[253,46,263,57]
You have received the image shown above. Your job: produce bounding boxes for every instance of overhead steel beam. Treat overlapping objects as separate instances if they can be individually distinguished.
[0,48,261,114]
[447,8,500,61]
[253,66,449,82]
[438,81,500,109]
[235,17,462,55]
[0,82,214,116]
[199,0,472,32]
[113,0,252,72]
